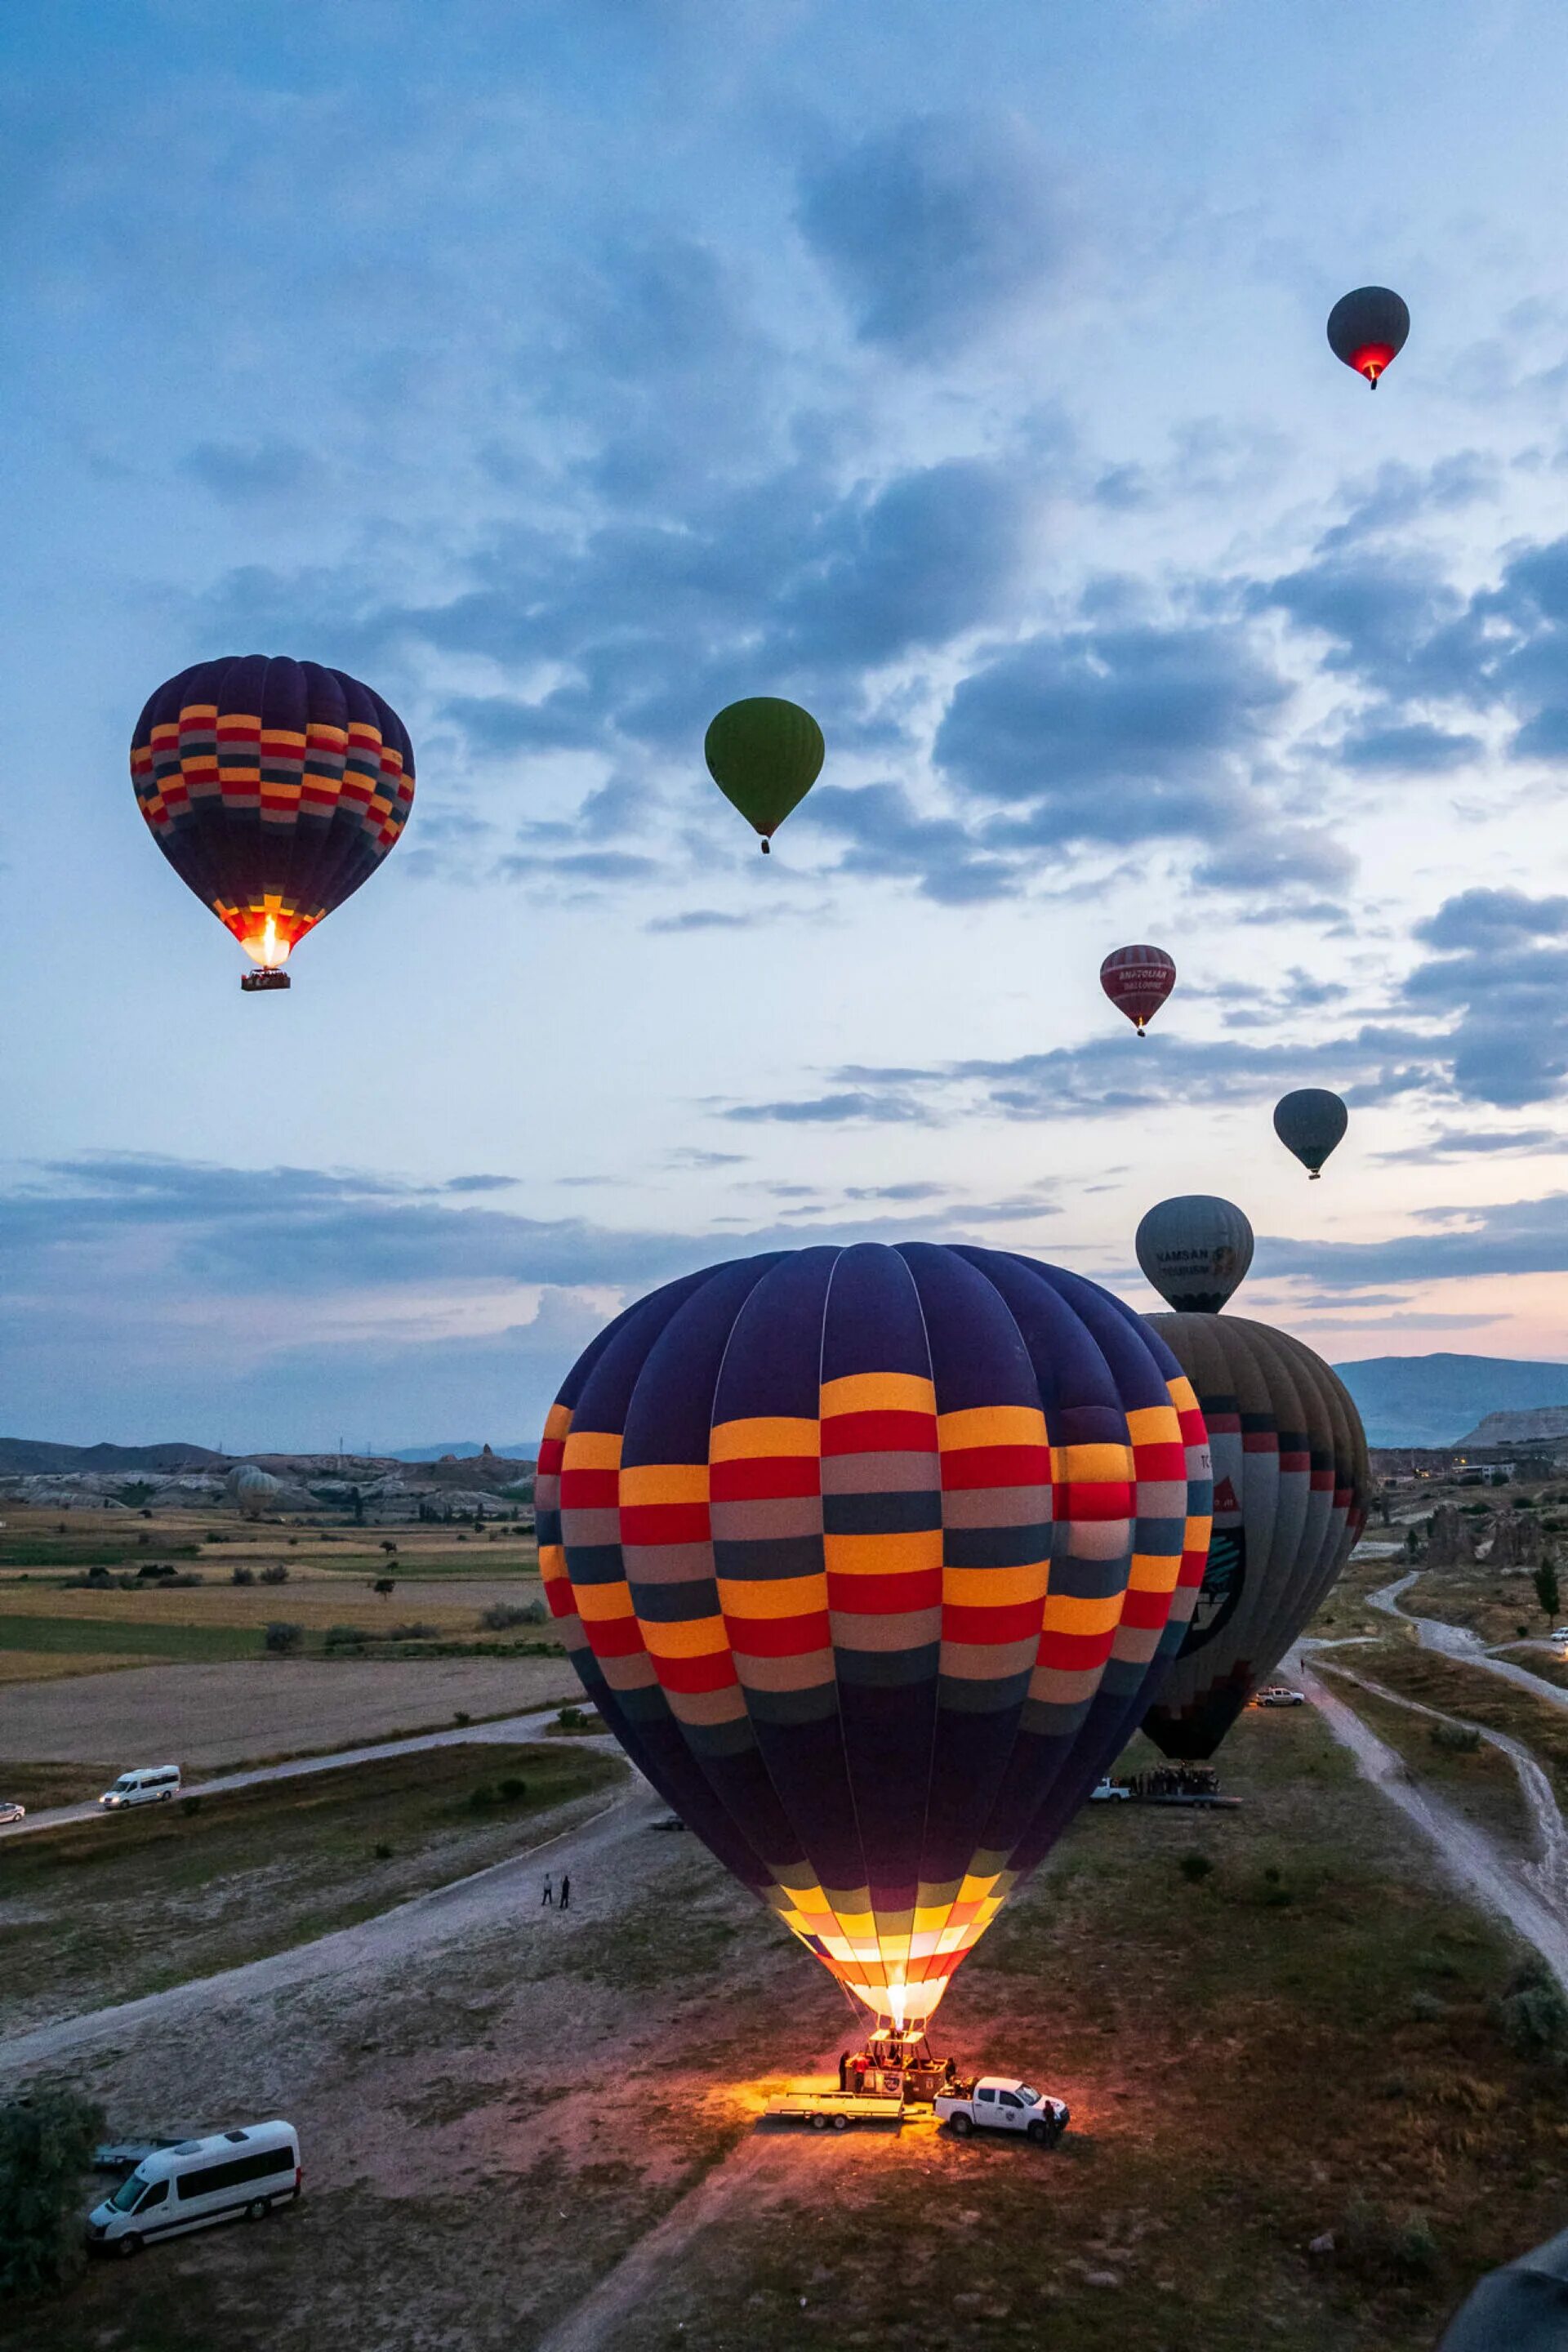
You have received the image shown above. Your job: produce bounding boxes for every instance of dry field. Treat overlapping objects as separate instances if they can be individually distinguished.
[7,1708,1568,2352]
[0,1575,544,1635]
[0,1657,583,1768]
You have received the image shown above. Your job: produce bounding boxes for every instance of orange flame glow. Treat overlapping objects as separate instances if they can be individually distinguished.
[240,915,292,969]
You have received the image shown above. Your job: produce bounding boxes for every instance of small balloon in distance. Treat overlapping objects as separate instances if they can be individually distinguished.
[704,697,824,853]
[1136,1195,1254,1314]
[1326,286,1409,388]
[1101,943,1176,1036]
[1274,1088,1348,1179]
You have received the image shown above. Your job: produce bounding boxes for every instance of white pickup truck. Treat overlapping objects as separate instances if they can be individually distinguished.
[934,2077,1069,2146]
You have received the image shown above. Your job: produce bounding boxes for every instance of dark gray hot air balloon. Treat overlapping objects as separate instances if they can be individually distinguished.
[1273,1088,1348,1179]
[1140,1313,1370,1760]
[1136,1196,1254,1314]
[1326,286,1409,387]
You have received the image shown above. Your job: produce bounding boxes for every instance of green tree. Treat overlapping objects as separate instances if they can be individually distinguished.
[264,1620,304,1655]
[0,2087,105,2297]
[1535,1556,1561,1625]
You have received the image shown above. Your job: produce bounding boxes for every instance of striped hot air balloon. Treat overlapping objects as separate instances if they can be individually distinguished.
[1140,1313,1370,1761]
[131,657,415,991]
[1100,944,1176,1036]
[537,1244,1212,2028]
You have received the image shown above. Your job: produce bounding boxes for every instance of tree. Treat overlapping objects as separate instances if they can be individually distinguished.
[0,2087,105,2296]
[379,1539,397,1557]
[372,1577,394,1599]
[264,1621,304,1655]
[1535,1556,1561,1626]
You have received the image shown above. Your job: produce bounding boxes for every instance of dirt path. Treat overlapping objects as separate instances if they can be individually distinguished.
[1370,1573,1568,1713]
[1295,1655,1568,1994]
[0,1705,581,1839]
[0,1775,656,2079]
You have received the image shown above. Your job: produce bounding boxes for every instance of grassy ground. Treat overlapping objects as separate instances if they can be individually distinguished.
[0,1741,623,2035]
[1344,1642,1568,1809]
[1312,1668,1537,1855]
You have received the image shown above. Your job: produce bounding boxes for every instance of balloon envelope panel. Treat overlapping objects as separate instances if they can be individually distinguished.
[1136,1195,1254,1314]
[1141,1314,1370,1759]
[537,1244,1213,2023]
[131,657,415,968]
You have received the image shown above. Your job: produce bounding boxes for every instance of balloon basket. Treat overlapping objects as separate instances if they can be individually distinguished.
[240,969,291,993]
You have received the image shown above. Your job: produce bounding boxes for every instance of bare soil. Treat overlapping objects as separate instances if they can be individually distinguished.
[0,1658,581,1767]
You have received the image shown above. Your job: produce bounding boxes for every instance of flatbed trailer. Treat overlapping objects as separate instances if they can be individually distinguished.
[1130,1792,1242,1808]
[764,2090,904,2131]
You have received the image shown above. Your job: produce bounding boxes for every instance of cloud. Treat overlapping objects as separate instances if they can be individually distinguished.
[800,782,1023,905]
[1403,889,1568,1107]
[1376,1126,1560,1163]
[183,436,326,503]
[1339,719,1482,773]
[722,1088,938,1126]
[796,109,1064,350]
[443,1174,520,1193]
[1261,1191,1568,1290]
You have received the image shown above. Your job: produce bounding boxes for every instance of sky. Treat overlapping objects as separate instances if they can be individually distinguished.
[7,0,1568,1450]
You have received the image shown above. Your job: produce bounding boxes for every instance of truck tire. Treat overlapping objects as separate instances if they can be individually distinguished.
[1027,2119,1049,2145]
[811,2111,830,2131]
[950,2113,973,2139]
[245,2198,271,2221]
[117,2234,143,2259]
[831,2114,849,2132]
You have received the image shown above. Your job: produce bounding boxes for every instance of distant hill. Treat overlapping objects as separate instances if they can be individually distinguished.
[1333,1355,1568,1450]
[1454,1405,1568,1450]
[390,1442,534,1463]
[0,1437,226,1474]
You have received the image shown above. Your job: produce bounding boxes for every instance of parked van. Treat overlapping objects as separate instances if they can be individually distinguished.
[98,1766,181,1810]
[87,2122,300,2255]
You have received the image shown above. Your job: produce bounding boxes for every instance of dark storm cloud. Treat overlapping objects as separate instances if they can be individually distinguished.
[796,109,1065,350]
[1260,1192,1568,1290]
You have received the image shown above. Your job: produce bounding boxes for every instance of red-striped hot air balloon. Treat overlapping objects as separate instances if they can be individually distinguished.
[131,657,415,991]
[536,1243,1212,2029]
[1101,944,1176,1036]
[1326,287,1410,389]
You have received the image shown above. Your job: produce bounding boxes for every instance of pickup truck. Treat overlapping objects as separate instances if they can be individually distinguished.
[934,2077,1069,2146]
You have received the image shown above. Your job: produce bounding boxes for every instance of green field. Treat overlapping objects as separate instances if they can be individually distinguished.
[0,1614,262,1662]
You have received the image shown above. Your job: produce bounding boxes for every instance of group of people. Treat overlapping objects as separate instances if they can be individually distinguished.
[836,2043,965,2103]
[540,1871,572,1909]
[1128,1765,1219,1800]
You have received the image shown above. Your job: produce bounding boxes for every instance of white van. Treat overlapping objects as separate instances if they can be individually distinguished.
[87,2122,301,2255]
[98,1766,181,1810]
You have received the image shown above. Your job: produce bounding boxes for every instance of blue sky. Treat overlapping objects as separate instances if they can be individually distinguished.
[8,0,1568,1447]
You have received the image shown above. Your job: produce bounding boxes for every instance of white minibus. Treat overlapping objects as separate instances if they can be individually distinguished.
[98,1766,181,1809]
[86,2122,301,2255]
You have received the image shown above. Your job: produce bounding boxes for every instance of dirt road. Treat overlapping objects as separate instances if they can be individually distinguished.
[1297,1656,1568,1993]
[0,1705,584,1839]
[1370,1573,1568,1713]
[0,1774,655,2079]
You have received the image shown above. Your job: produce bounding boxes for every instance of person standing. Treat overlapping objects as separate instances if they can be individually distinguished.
[559,1872,571,1910]
[541,1872,554,1907]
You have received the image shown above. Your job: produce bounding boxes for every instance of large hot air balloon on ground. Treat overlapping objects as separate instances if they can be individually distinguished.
[131,657,415,991]
[704,698,824,853]
[1136,1196,1254,1315]
[225,1464,283,1520]
[1326,286,1410,388]
[1140,1312,1370,1760]
[1274,1088,1348,1179]
[1101,944,1176,1036]
[537,1243,1212,2026]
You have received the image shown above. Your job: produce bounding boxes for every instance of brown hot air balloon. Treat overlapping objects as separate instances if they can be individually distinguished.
[1100,944,1176,1036]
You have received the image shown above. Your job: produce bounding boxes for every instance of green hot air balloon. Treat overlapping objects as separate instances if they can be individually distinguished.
[704,697,824,853]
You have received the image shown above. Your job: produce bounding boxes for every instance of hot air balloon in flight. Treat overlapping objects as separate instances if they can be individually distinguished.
[131,657,415,991]
[704,697,824,853]
[1274,1088,1348,1179]
[1326,286,1410,388]
[1136,1196,1254,1315]
[1101,944,1176,1036]
[537,1242,1212,2028]
[1140,1312,1369,1760]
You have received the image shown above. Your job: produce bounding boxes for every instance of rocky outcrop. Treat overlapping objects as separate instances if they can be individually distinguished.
[1425,1503,1478,1566]
[1486,1509,1548,1569]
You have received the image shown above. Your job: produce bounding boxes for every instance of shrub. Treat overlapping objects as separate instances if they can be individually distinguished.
[1409,1989,1449,2022]
[372,1577,395,1598]
[479,1599,547,1631]
[259,1563,289,1586]
[1178,1853,1214,1884]
[498,1776,528,1802]
[1429,1721,1482,1754]
[181,1797,202,1816]
[454,1711,472,1726]
[386,1621,439,1642]
[323,1626,367,1651]
[263,1621,304,1655]
[373,1842,393,1860]
[1492,1958,1568,2055]
[1341,2196,1438,2278]
[0,2086,106,2296]
[230,1565,256,1586]
[466,1784,499,1811]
